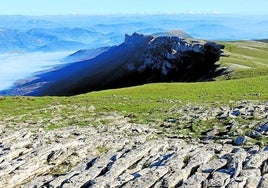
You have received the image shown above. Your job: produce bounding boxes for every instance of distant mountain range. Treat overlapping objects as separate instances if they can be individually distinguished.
[0,14,267,53]
[0,27,121,53]
[64,46,111,62]
[0,14,267,93]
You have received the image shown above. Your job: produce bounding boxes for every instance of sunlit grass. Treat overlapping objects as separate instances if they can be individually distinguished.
[217,40,268,79]
[0,75,267,124]
[0,40,267,135]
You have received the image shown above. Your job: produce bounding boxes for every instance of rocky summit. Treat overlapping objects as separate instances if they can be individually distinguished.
[0,100,267,187]
[3,33,224,96]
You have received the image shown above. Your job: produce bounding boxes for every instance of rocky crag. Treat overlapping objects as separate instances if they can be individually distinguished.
[2,33,224,96]
[0,100,267,187]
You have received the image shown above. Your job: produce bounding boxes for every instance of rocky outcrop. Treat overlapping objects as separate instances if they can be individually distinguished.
[3,32,224,96]
[1,125,268,188]
[0,100,267,187]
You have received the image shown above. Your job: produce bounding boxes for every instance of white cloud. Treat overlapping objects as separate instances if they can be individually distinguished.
[0,51,72,90]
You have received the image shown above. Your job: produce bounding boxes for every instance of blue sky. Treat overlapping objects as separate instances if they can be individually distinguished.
[0,0,267,15]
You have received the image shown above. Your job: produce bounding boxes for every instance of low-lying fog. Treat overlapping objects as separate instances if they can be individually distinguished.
[0,14,267,93]
[0,51,72,91]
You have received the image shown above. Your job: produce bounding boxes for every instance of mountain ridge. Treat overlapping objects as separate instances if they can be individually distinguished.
[2,32,224,96]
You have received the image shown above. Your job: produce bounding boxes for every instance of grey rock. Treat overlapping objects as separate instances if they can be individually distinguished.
[131,126,143,133]
[205,129,219,139]
[219,144,234,156]
[1,101,268,187]
[244,176,262,188]
[221,105,230,111]
[167,118,176,123]
[92,142,157,187]
[209,171,230,187]
[230,109,240,117]
[256,120,268,134]
[261,160,268,175]
[226,120,238,130]
[233,136,247,146]
[244,151,268,169]
[23,175,54,188]
[249,130,262,139]
[181,172,208,187]
[219,112,229,119]
[124,166,169,188]
[160,145,197,187]
[229,148,248,178]
[248,145,260,154]
[247,105,255,113]
[226,178,247,188]
[199,158,228,173]
[259,174,268,188]
[240,169,261,177]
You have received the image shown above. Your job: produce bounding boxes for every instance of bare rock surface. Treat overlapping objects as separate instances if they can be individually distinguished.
[0,101,267,187]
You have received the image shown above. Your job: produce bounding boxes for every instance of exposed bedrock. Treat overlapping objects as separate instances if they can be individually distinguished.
[7,33,224,96]
[0,101,267,187]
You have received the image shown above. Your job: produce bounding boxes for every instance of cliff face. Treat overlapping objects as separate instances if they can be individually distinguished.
[125,33,224,82]
[4,33,224,96]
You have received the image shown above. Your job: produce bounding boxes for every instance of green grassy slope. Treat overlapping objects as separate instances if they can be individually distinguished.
[217,40,268,79]
[0,75,267,124]
[0,40,267,126]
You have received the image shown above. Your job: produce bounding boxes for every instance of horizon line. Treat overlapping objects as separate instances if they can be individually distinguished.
[0,12,268,17]
[0,10,268,17]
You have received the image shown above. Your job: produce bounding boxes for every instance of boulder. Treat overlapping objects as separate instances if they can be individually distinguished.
[233,136,247,146]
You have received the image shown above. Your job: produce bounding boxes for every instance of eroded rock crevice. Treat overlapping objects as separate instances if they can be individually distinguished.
[0,101,267,187]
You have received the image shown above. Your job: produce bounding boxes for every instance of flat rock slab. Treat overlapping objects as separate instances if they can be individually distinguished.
[1,101,268,187]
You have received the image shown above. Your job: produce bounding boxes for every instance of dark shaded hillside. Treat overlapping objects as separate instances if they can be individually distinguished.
[63,46,111,62]
[3,33,224,96]
[255,39,268,43]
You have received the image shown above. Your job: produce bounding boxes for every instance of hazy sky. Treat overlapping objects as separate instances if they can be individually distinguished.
[0,0,267,15]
